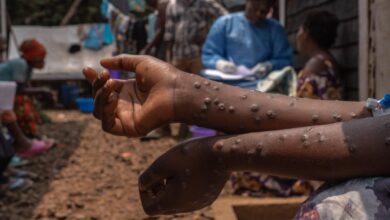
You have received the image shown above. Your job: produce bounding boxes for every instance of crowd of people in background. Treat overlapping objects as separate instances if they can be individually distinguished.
[0,0,343,202]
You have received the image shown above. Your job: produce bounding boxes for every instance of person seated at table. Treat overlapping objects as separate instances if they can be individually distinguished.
[202,0,292,77]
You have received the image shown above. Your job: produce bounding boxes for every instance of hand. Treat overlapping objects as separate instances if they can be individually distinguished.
[251,62,272,77]
[1,111,17,123]
[139,137,230,215]
[83,55,180,137]
[216,60,237,74]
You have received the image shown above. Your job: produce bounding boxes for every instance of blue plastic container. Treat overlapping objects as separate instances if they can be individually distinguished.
[76,98,94,113]
[61,85,80,108]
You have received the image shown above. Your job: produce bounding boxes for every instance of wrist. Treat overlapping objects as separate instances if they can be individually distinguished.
[173,73,208,123]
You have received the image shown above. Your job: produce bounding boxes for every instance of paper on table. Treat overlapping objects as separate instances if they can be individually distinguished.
[204,65,255,80]
[0,82,17,111]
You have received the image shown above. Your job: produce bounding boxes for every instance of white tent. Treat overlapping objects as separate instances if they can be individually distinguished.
[8,25,114,80]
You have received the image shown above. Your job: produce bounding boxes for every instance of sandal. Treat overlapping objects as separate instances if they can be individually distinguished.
[17,139,55,158]
[0,177,33,193]
[9,156,30,167]
[5,168,38,179]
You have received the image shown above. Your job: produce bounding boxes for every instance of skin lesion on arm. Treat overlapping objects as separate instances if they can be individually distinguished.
[173,73,372,134]
[209,114,390,181]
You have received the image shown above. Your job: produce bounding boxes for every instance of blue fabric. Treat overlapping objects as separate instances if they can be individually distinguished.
[147,12,157,43]
[202,13,293,71]
[0,58,30,83]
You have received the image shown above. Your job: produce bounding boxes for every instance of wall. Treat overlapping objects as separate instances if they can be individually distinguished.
[285,0,359,100]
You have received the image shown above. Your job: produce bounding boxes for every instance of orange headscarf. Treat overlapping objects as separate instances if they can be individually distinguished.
[19,39,46,62]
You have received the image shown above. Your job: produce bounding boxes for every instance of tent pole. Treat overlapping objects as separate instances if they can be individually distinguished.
[0,0,7,61]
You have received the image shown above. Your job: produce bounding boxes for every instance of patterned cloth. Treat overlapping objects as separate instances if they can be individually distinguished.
[297,54,342,100]
[164,0,227,60]
[295,178,390,220]
[14,95,42,138]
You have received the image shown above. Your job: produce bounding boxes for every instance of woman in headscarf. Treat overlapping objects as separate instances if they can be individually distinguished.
[0,39,54,158]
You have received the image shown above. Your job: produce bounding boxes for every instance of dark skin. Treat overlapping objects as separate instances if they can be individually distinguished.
[83,55,377,215]
[140,114,390,215]
[83,55,370,136]
[245,0,272,25]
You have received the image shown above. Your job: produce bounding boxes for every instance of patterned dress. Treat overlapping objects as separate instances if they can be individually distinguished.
[294,54,390,219]
[297,54,342,100]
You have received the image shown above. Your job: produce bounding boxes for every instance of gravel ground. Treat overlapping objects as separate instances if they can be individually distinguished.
[0,111,217,220]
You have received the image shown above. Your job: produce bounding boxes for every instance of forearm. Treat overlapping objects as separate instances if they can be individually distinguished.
[211,114,390,180]
[174,73,371,133]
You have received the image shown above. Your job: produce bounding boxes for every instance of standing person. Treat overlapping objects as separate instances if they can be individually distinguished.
[140,0,170,60]
[296,11,342,100]
[164,0,227,75]
[202,0,292,77]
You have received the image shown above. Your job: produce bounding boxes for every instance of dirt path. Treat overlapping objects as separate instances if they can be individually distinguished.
[0,111,214,220]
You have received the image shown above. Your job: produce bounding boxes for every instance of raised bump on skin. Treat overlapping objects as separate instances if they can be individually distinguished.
[204,97,212,105]
[333,113,342,122]
[250,104,259,112]
[312,114,319,123]
[267,110,276,119]
[214,141,224,151]
[218,103,226,111]
[200,104,208,113]
[194,81,201,89]
[228,106,235,113]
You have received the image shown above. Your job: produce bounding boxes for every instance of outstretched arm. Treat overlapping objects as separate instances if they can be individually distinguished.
[139,114,390,215]
[84,55,372,137]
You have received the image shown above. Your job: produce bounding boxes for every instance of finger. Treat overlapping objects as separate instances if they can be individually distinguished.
[93,79,123,119]
[101,92,126,136]
[92,70,110,98]
[82,67,98,83]
[100,54,148,72]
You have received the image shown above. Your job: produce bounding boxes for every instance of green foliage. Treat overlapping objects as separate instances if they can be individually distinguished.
[7,0,106,26]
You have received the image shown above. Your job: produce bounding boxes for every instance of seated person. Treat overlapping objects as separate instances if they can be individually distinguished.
[84,55,389,219]
[296,11,342,100]
[202,0,292,77]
